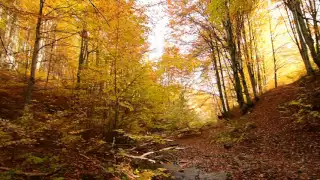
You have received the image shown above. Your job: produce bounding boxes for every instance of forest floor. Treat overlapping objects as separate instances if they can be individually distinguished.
[174,74,320,179]
[0,71,319,180]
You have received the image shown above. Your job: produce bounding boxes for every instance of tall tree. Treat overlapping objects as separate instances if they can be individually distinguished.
[25,0,45,106]
[283,1,315,75]
[283,0,320,69]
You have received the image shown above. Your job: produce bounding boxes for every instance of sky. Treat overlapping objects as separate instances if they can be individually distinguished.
[136,0,168,60]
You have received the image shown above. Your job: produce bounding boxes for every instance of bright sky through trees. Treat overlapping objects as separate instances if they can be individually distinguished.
[137,0,168,60]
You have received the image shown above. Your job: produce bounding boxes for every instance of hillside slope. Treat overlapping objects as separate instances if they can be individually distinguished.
[176,74,320,179]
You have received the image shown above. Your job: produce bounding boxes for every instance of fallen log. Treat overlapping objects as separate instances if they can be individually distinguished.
[123,146,185,163]
[123,153,156,163]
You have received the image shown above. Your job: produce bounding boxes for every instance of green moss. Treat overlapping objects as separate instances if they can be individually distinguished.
[212,122,256,144]
[23,154,46,165]
[53,177,64,180]
[310,111,320,119]
[61,134,83,145]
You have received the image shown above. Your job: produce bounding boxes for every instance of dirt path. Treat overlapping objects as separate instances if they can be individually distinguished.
[175,81,320,179]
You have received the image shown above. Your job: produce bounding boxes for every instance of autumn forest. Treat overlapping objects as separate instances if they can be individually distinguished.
[0,0,319,179]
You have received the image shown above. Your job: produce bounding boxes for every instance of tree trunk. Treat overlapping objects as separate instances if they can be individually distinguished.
[25,0,45,105]
[269,15,278,87]
[256,54,262,93]
[0,9,17,67]
[295,3,320,69]
[242,23,258,100]
[77,29,88,87]
[212,50,228,116]
[287,0,320,69]
[6,12,17,68]
[217,44,230,113]
[45,26,56,90]
[308,0,320,59]
[24,28,31,79]
[294,12,315,75]
[110,12,120,132]
[236,33,252,107]
[239,66,252,106]
[284,4,314,75]
[250,21,263,94]
[262,58,267,86]
[224,16,246,112]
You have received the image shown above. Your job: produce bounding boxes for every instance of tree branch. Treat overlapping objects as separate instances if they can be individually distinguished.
[123,146,185,163]
[87,0,111,27]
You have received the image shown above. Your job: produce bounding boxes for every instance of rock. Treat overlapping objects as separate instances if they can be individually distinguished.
[104,130,136,146]
[307,124,320,132]
[181,168,200,180]
[167,141,180,147]
[160,164,200,180]
[245,122,257,130]
[311,96,320,110]
[160,163,232,180]
[81,173,96,180]
[223,142,233,149]
[177,128,202,139]
[131,158,159,170]
[199,172,231,180]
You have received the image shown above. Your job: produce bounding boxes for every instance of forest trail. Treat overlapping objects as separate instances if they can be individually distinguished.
[172,75,320,179]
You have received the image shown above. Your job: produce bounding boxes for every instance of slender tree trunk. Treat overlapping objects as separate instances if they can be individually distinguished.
[45,26,56,90]
[239,67,252,106]
[294,13,314,75]
[308,0,320,58]
[236,34,252,107]
[0,8,7,64]
[296,25,314,75]
[0,9,17,67]
[295,4,320,68]
[85,41,89,67]
[96,45,100,67]
[96,43,105,94]
[110,9,120,132]
[24,28,31,79]
[262,58,267,86]
[25,0,45,106]
[77,34,84,86]
[247,15,259,96]
[273,58,278,88]
[251,24,263,94]
[269,15,278,87]
[6,13,17,68]
[247,64,257,99]
[212,49,227,116]
[213,94,222,118]
[287,0,320,69]
[76,29,88,87]
[217,45,230,112]
[224,16,246,112]
[0,12,10,63]
[39,22,49,72]
[243,23,258,100]
[284,4,314,75]
[256,55,262,93]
